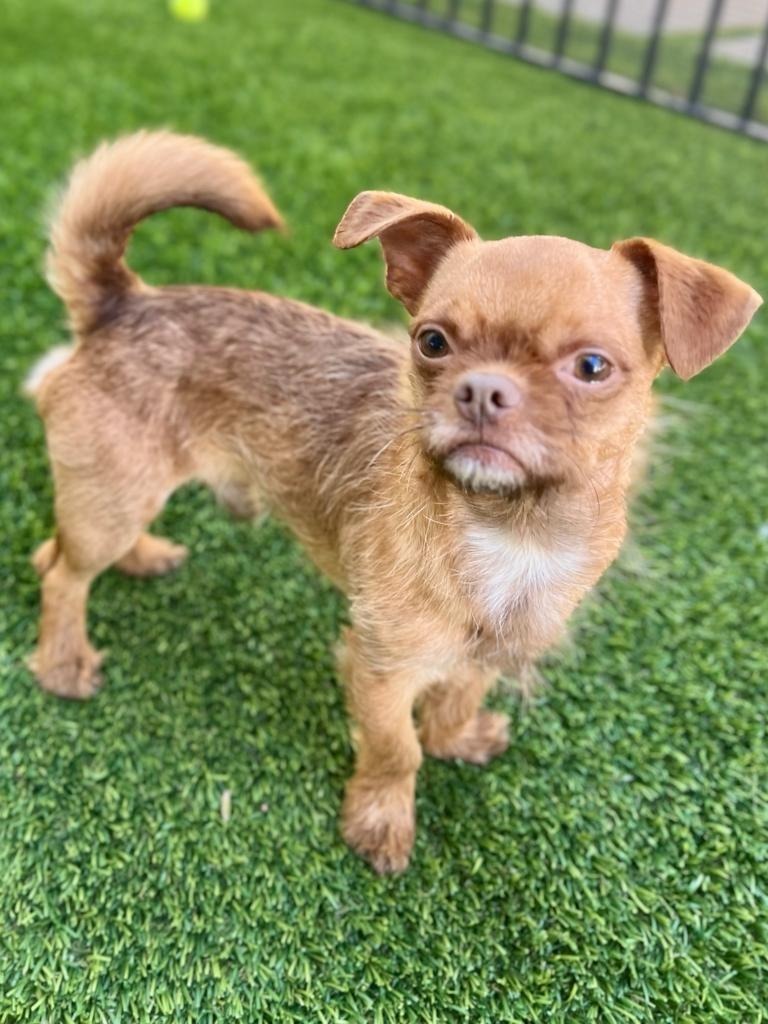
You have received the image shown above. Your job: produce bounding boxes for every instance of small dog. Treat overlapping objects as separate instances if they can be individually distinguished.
[27,132,761,873]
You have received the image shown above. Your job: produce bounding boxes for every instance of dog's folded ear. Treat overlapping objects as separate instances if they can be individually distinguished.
[612,237,762,380]
[333,191,478,314]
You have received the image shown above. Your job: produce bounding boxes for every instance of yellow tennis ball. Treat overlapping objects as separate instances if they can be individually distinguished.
[170,0,209,22]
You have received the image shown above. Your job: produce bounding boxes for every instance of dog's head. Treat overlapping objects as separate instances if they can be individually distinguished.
[334,192,761,496]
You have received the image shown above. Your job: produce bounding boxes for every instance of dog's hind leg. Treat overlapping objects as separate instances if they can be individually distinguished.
[29,454,180,699]
[33,528,187,581]
[115,532,188,577]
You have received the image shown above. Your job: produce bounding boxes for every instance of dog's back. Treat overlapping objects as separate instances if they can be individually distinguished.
[28,134,412,706]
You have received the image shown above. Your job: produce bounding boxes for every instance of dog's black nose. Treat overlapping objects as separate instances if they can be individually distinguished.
[453,372,520,425]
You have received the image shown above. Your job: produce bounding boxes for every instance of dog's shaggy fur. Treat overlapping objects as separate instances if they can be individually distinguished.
[27,132,761,872]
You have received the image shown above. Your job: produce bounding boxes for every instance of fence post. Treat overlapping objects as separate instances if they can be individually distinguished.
[740,18,768,125]
[514,0,532,49]
[593,0,619,79]
[480,0,495,37]
[637,0,669,97]
[688,0,726,109]
[553,0,575,65]
[445,0,461,28]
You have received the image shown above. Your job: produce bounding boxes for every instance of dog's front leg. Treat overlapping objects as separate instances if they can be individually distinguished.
[338,632,423,875]
[418,664,508,765]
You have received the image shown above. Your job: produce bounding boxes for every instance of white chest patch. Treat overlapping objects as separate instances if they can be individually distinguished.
[462,524,589,630]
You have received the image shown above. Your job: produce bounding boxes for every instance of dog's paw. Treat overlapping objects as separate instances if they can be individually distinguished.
[423,709,509,766]
[27,646,104,700]
[342,778,415,875]
[116,535,188,578]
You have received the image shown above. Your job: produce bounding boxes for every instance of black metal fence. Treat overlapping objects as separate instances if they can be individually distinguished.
[349,0,768,141]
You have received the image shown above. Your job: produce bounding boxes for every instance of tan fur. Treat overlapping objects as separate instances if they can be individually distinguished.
[46,130,282,333]
[28,133,762,873]
[612,237,761,379]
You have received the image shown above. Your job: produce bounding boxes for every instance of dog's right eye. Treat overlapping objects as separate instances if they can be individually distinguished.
[417,329,450,359]
[573,352,612,382]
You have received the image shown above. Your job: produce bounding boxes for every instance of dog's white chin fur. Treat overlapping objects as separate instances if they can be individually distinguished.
[443,449,527,495]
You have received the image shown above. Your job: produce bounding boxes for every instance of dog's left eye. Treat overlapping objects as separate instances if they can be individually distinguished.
[573,353,612,382]
[417,329,450,359]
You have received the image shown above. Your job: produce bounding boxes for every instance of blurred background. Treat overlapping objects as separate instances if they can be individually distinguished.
[362,0,768,137]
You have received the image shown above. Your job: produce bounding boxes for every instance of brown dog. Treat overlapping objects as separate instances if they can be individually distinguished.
[27,131,761,873]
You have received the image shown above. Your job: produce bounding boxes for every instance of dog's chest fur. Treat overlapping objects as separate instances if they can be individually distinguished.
[461,523,589,640]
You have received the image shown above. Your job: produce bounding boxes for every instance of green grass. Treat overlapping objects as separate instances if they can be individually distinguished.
[1,0,767,1020]
[420,0,768,124]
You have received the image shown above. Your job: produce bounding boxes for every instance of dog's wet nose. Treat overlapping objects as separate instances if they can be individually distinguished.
[453,372,520,425]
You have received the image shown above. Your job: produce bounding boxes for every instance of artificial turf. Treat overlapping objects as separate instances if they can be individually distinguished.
[1,0,767,1020]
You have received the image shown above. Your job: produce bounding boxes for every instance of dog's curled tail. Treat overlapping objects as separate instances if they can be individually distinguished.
[46,130,284,334]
